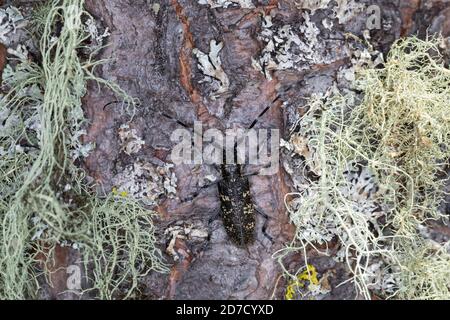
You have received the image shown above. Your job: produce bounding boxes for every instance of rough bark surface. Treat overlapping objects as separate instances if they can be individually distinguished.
[76,0,450,300]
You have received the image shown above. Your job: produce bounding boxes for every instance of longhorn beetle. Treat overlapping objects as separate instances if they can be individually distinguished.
[214,96,282,247]
[105,93,283,247]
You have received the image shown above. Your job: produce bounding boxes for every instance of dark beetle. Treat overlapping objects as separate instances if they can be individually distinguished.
[218,159,256,247]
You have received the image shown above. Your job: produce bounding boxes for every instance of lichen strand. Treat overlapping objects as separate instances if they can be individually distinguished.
[0,0,167,300]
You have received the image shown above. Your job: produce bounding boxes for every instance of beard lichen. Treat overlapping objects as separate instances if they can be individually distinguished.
[0,0,167,300]
[197,0,255,9]
[278,36,450,300]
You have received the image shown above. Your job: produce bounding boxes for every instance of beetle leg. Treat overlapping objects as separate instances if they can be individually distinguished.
[242,163,275,177]
[247,85,293,131]
[255,208,274,244]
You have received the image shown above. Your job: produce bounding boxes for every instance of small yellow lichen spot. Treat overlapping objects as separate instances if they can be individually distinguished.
[120,191,128,197]
[285,264,319,300]
[112,187,118,195]
[285,283,296,301]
